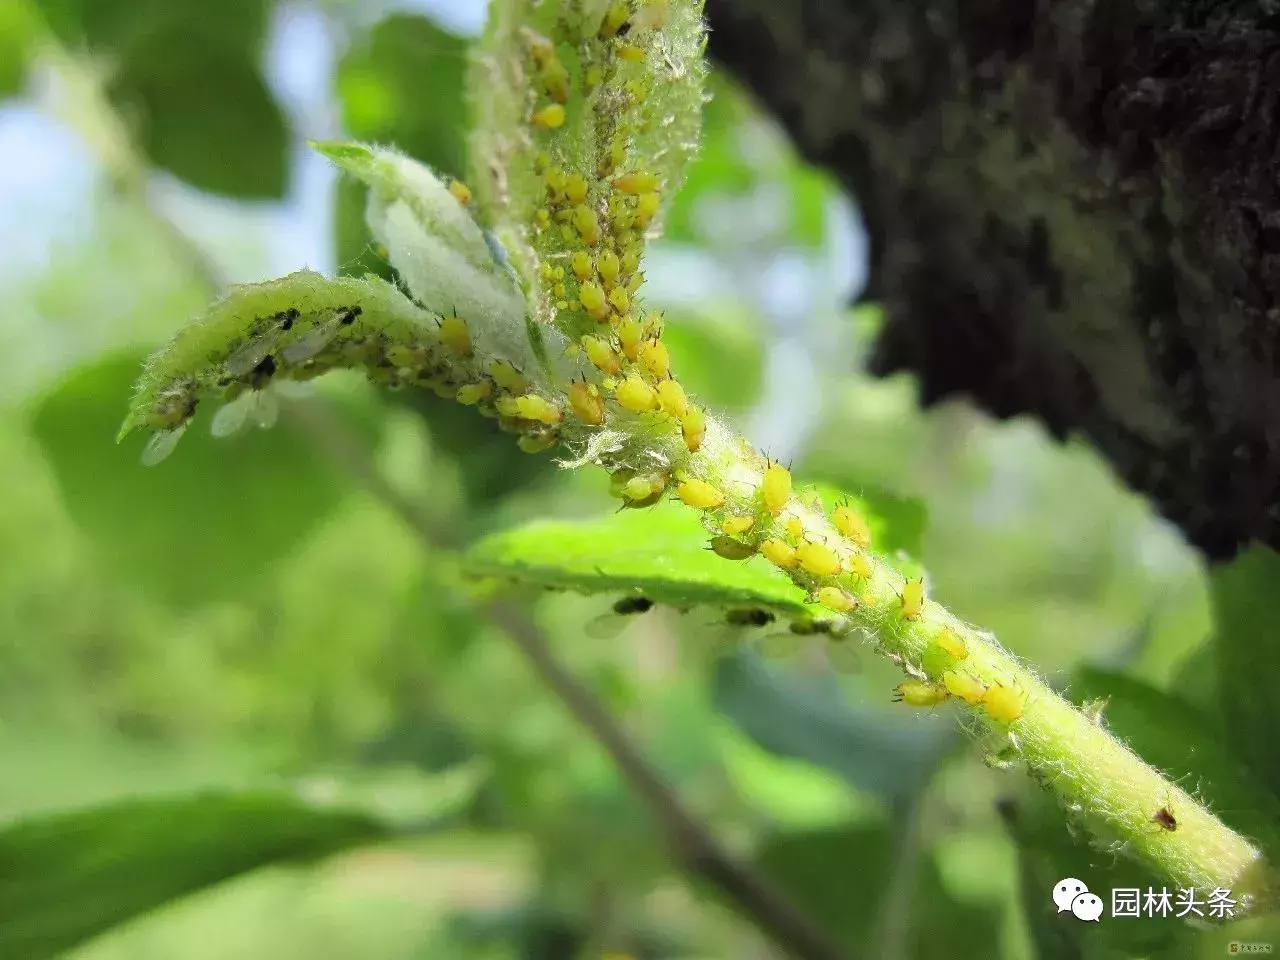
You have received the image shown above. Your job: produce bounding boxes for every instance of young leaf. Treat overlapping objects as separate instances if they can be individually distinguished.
[0,792,387,960]
[314,140,556,378]
[464,503,811,614]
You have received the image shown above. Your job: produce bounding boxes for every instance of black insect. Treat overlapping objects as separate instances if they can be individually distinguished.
[250,354,276,389]
[339,305,363,325]
[276,307,300,331]
[1152,807,1177,831]
[725,608,774,628]
[613,596,654,615]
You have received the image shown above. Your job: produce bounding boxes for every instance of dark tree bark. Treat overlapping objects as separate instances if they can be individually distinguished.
[703,0,1280,560]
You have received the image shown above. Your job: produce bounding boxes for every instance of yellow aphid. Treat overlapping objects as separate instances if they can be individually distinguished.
[626,272,643,294]
[540,59,570,103]
[531,104,566,129]
[635,191,661,227]
[573,205,600,245]
[489,361,527,394]
[582,335,622,376]
[599,1,629,38]
[448,179,472,205]
[982,683,1024,723]
[642,310,664,339]
[619,43,645,62]
[615,375,658,413]
[761,463,792,516]
[816,586,857,613]
[848,552,873,580]
[455,380,492,405]
[711,536,755,561]
[495,396,521,417]
[637,338,669,379]
[608,285,629,313]
[568,380,606,425]
[571,251,593,281]
[936,629,968,660]
[784,516,804,539]
[517,430,558,454]
[943,671,986,705]
[515,394,563,424]
[597,250,621,284]
[439,313,472,356]
[584,65,603,93]
[657,378,687,419]
[833,504,871,548]
[533,151,551,173]
[893,681,949,708]
[553,282,567,297]
[617,315,643,360]
[796,540,842,578]
[564,172,589,204]
[559,223,575,243]
[623,474,665,504]
[622,250,640,275]
[545,165,567,196]
[761,538,798,570]
[579,280,608,319]
[722,515,756,536]
[677,478,724,510]
[534,208,551,230]
[901,578,925,621]
[681,405,705,452]
[552,266,565,280]
[614,170,659,195]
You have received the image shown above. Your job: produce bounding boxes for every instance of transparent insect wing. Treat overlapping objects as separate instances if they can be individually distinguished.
[757,631,804,660]
[250,389,280,430]
[585,612,629,640]
[225,329,285,378]
[826,640,863,675]
[273,379,316,400]
[210,391,256,438]
[281,318,343,365]
[140,422,188,466]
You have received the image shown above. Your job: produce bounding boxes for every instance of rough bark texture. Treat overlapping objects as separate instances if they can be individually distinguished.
[703,0,1280,560]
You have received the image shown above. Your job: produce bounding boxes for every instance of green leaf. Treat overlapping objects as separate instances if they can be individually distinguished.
[1072,666,1280,857]
[36,352,342,605]
[337,15,469,178]
[756,823,1003,959]
[0,0,39,99]
[713,650,953,799]
[0,791,388,960]
[1209,545,1280,800]
[464,503,812,614]
[41,0,268,52]
[109,35,287,198]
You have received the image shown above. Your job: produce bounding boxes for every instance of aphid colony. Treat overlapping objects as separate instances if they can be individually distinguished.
[518,1,708,461]
[659,455,1026,725]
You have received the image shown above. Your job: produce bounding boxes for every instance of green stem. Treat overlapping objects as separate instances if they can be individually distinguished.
[661,416,1276,908]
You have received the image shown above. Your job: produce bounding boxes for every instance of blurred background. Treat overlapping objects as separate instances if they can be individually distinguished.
[0,0,1271,958]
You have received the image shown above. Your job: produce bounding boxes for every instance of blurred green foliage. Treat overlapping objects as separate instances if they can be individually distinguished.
[0,1,1277,958]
